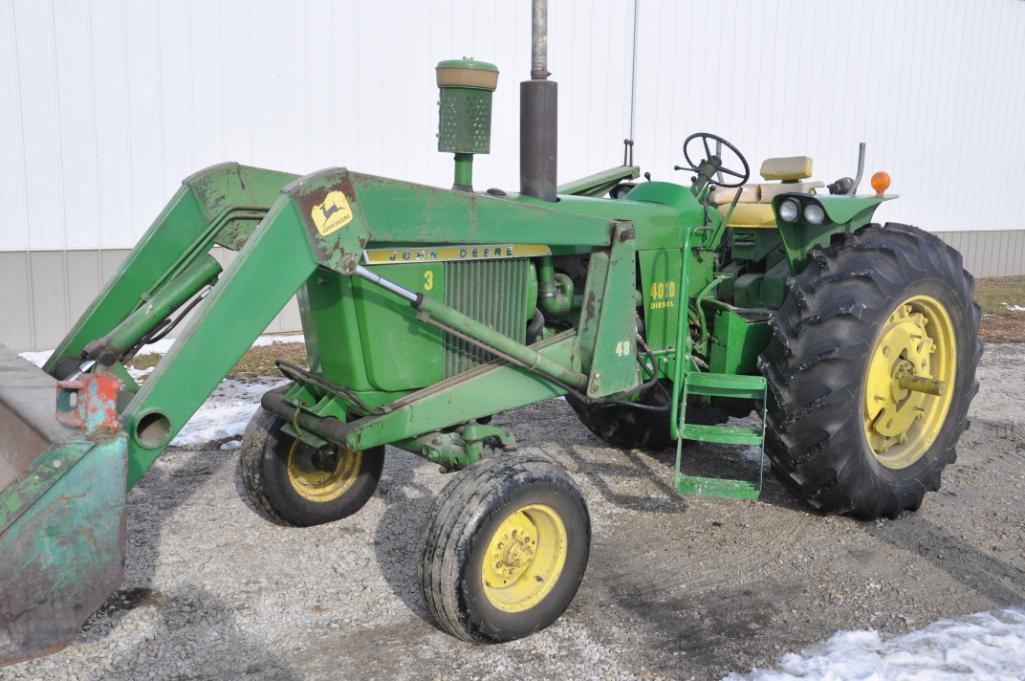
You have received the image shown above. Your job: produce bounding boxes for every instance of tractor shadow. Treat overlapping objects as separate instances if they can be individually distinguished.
[558,436,803,516]
[92,446,232,617]
[69,445,301,679]
[371,447,440,625]
[84,584,302,681]
[862,418,1025,607]
[865,515,1025,606]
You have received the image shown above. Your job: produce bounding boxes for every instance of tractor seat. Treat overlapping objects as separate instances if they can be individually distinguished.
[711,156,824,228]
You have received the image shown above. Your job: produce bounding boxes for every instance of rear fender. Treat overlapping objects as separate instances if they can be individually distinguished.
[771,193,898,273]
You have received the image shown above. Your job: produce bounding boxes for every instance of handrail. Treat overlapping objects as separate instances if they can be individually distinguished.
[669,227,695,440]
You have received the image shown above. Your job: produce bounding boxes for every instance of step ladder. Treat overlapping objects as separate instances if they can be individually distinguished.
[673,371,767,500]
[668,227,767,500]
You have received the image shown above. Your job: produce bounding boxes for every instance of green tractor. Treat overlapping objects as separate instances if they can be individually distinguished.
[0,3,979,662]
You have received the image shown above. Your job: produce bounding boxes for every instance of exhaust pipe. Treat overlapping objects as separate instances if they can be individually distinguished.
[520,0,558,202]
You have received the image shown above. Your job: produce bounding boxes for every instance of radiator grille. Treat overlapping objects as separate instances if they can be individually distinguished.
[443,259,530,377]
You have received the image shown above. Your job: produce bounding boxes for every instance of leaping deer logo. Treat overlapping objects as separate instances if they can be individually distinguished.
[311,190,354,236]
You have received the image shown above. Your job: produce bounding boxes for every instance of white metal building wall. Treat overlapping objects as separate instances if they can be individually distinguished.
[1,0,1024,350]
[628,0,1025,232]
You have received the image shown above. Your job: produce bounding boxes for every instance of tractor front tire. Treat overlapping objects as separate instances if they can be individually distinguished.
[759,223,981,519]
[239,408,384,527]
[417,453,590,643]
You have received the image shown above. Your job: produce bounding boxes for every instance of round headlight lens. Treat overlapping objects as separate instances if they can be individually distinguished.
[778,199,800,222]
[804,203,827,224]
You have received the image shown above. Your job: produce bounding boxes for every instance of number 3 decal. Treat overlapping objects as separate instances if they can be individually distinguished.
[424,270,434,291]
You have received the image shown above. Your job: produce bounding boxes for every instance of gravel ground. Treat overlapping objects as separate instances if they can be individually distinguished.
[3,344,1025,681]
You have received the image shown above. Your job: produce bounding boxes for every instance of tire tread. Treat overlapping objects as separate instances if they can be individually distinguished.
[759,223,981,519]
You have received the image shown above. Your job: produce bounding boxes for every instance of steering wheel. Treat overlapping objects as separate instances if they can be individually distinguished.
[680,132,750,188]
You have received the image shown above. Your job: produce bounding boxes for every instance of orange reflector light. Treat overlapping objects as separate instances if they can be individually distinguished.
[871,171,891,196]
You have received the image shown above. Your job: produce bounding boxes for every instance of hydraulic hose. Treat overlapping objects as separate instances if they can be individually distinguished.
[537,256,573,317]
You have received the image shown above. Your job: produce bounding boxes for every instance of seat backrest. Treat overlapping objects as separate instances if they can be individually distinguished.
[760,156,813,181]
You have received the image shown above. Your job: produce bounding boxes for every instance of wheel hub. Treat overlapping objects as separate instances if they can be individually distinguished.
[481,504,568,613]
[484,512,538,584]
[863,295,957,469]
[287,441,362,502]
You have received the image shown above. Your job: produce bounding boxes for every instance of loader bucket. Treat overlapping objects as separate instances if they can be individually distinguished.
[0,344,127,666]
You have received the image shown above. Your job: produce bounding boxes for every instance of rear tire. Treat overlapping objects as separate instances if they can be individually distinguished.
[239,408,384,527]
[758,223,981,519]
[417,453,590,643]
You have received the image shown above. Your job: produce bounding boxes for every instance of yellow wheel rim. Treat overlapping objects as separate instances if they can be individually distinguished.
[286,440,362,502]
[481,504,568,613]
[863,294,957,469]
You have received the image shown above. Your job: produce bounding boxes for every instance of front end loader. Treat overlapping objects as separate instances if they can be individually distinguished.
[0,1,980,661]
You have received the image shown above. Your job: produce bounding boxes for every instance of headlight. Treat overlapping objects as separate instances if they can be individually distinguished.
[778,199,800,222]
[804,203,826,224]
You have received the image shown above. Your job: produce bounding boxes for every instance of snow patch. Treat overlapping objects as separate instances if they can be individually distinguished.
[171,378,287,447]
[18,350,53,368]
[739,446,766,464]
[724,605,1025,681]
[1001,302,1025,313]
[130,332,305,359]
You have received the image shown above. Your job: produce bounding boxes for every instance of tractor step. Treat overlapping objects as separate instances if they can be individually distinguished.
[684,371,766,400]
[675,475,761,500]
[680,423,763,446]
[674,371,767,501]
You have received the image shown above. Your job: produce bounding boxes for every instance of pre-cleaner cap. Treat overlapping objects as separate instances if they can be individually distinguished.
[436,58,499,91]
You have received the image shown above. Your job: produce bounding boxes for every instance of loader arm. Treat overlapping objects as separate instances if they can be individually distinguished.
[118,167,630,486]
[43,163,298,377]
[120,195,319,486]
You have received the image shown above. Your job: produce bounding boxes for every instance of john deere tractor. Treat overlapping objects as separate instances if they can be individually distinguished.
[0,2,979,661]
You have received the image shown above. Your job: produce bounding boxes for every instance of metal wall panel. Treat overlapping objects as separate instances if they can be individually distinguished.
[0,249,304,351]
[0,0,632,253]
[26,252,70,349]
[936,230,1025,278]
[0,254,33,351]
[2,0,1025,351]
[627,0,1025,233]
[1,0,1023,251]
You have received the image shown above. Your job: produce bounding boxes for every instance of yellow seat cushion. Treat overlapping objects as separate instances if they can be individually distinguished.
[718,202,776,228]
[710,184,760,205]
[760,156,813,181]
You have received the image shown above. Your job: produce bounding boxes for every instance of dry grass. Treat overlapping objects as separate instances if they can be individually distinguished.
[976,276,1025,343]
[130,341,307,381]
[228,343,308,380]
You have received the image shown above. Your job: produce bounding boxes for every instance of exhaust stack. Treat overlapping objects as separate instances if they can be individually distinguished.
[520,0,557,202]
